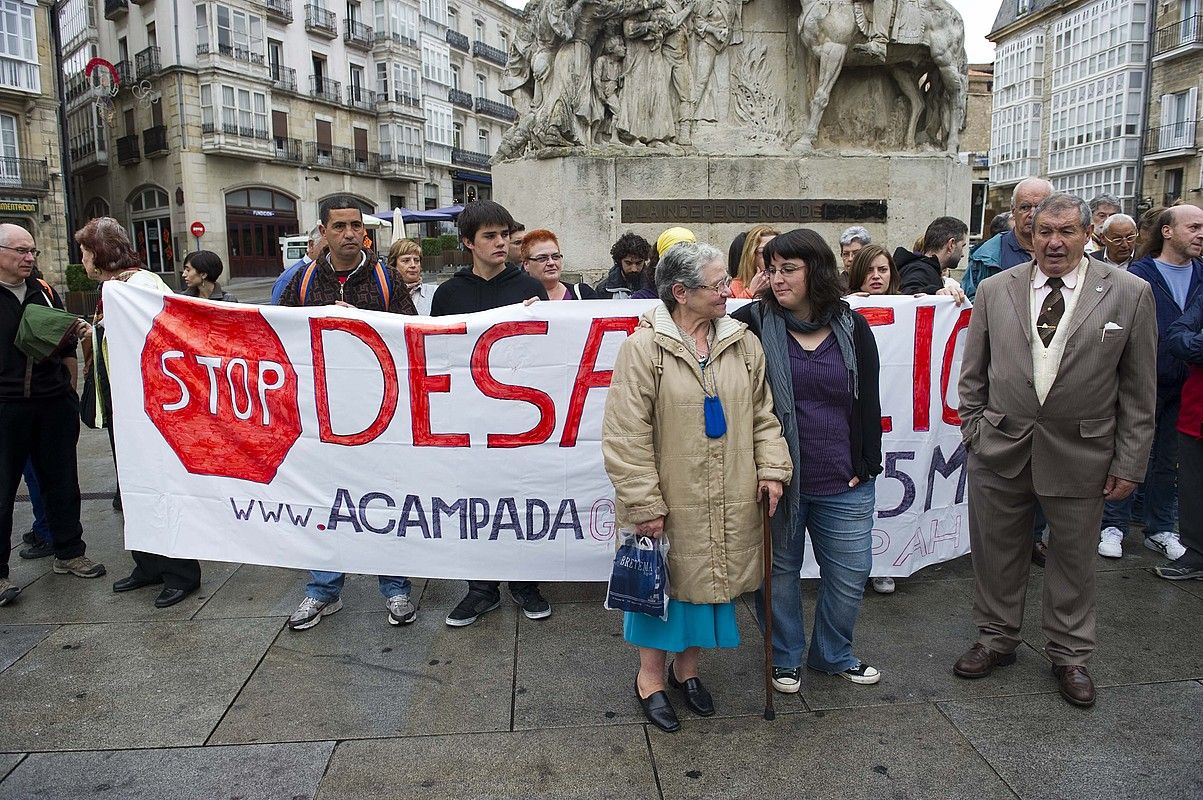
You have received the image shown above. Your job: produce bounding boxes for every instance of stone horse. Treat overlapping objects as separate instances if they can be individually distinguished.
[794,0,967,152]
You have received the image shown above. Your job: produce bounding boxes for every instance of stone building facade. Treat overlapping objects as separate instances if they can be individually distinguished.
[964,63,994,241]
[0,0,68,285]
[1143,0,1203,209]
[58,0,518,282]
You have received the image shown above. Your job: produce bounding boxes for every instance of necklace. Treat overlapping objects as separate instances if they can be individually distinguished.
[675,320,718,396]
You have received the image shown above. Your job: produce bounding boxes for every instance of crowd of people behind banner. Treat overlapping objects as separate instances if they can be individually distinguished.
[1,179,1201,730]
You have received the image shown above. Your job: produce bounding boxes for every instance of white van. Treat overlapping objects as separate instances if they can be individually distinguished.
[279,235,309,270]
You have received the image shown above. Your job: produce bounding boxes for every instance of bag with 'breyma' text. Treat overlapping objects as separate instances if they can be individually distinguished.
[604,530,670,620]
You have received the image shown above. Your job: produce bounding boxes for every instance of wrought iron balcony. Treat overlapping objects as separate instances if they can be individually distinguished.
[0,158,50,192]
[305,4,337,36]
[382,154,424,178]
[113,60,133,86]
[472,40,507,66]
[271,64,297,92]
[103,0,127,20]
[374,31,419,50]
[116,134,141,165]
[134,46,160,80]
[1145,120,1199,156]
[344,19,374,49]
[304,142,380,173]
[451,147,491,169]
[446,28,469,51]
[1154,15,1203,57]
[264,0,292,22]
[449,88,473,109]
[475,97,517,122]
[275,137,304,163]
[310,75,341,103]
[346,86,377,111]
[378,91,422,111]
[197,42,265,66]
[143,125,168,156]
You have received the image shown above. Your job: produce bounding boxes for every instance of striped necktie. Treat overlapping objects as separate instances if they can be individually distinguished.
[1037,276,1064,346]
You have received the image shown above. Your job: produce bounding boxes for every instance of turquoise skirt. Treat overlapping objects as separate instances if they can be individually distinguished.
[623,599,740,653]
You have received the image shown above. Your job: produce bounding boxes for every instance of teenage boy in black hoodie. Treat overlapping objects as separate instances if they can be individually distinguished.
[431,200,551,626]
[893,216,969,295]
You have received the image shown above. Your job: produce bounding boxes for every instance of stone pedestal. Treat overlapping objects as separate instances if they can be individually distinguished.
[494,153,971,280]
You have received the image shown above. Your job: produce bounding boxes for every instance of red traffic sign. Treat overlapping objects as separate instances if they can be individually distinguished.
[190,221,205,238]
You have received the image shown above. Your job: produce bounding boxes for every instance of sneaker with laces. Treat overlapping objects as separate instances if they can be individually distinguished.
[1145,531,1187,561]
[1154,561,1203,580]
[287,596,343,630]
[771,667,801,694]
[19,541,54,560]
[0,578,20,606]
[510,585,552,620]
[836,663,881,685]
[52,556,106,578]
[386,594,416,626]
[870,577,895,594]
[445,590,500,627]
[1098,527,1124,558]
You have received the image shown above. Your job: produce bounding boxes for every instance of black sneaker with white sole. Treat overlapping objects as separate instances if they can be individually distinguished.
[1154,561,1203,581]
[837,663,881,685]
[771,667,801,694]
[510,585,552,620]
[445,590,501,627]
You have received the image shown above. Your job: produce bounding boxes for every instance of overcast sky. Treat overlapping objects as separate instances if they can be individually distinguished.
[503,0,998,63]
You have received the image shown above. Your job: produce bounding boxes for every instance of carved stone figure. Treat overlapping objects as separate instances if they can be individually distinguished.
[592,30,627,142]
[691,0,750,123]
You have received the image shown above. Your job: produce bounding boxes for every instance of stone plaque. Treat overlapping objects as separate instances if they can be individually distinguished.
[621,199,888,225]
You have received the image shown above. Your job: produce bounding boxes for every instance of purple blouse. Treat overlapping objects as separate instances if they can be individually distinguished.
[788,333,854,496]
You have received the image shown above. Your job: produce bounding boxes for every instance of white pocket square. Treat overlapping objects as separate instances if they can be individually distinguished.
[1103,322,1123,331]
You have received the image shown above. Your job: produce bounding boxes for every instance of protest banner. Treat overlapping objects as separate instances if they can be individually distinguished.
[103,283,972,580]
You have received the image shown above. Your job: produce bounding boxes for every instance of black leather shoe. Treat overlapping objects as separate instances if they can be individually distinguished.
[154,585,197,608]
[112,574,161,593]
[668,662,715,716]
[635,681,680,733]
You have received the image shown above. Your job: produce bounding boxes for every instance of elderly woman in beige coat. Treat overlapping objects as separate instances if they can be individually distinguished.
[602,241,792,733]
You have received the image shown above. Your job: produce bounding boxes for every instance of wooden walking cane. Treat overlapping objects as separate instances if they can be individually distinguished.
[761,499,775,721]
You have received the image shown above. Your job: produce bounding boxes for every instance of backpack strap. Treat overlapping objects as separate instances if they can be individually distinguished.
[298,261,320,305]
[35,278,54,307]
[372,260,392,308]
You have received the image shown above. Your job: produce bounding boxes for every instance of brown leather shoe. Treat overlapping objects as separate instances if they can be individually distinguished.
[953,643,1017,678]
[1052,664,1096,707]
[1032,540,1048,567]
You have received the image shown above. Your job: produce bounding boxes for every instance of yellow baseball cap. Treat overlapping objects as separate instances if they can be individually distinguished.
[656,227,696,257]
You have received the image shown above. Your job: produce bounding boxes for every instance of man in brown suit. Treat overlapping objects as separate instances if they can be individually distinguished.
[954,193,1157,707]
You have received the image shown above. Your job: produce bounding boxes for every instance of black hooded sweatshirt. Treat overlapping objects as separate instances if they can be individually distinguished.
[893,247,945,295]
[430,264,548,316]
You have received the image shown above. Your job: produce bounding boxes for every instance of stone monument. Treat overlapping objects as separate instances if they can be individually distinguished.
[492,0,971,275]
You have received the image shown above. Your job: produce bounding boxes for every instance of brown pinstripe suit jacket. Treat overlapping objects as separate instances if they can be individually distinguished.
[958,258,1158,498]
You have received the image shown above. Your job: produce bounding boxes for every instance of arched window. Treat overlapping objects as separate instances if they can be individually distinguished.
[127,186,173,272]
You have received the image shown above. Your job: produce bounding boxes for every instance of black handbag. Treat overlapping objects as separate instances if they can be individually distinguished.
[80,365,98,429]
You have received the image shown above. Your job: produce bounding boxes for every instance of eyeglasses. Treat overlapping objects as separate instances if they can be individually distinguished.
[1104,234,1138,244]
[527,253,563,264]
[691,277,732,293]
[0,245,39,258]
[764,265,804,277]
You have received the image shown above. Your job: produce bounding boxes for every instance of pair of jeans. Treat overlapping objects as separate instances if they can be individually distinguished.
[759,479,875,672]
[1102,393,1180,536]
[306,571,411,602]
[23,460,51,543]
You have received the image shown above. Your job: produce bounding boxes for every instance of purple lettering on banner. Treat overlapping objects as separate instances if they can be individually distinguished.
[468,498,491,539]
[526,499,551,541]
[400,494,431,538]
[328,488,362,532]
[490,497,523,540]
[358,491,397,535]
[549,499,582,540]
[432,497,466,540]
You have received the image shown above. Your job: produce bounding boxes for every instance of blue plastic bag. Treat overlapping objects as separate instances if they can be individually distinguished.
[604,530,670,620]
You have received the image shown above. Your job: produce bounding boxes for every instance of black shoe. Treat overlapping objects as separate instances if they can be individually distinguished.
[510,585,552,620]
[21,530,36,546]
[445,590,501,627]
[112,492,122,512]
[112,574,162,593]
[668,662,715,716]
[1154,561,1203,580]
[636,680,680,733]
[18,541,54,560]
[154,585,196,608]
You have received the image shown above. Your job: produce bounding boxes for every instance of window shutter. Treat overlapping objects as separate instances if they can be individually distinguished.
[316,119,332,148]
[272,110,288,140]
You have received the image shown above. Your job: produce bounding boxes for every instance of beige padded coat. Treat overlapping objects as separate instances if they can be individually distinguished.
[602,306,792,604]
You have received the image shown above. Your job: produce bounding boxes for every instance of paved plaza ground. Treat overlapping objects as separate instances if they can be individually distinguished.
[2,281,1201,799]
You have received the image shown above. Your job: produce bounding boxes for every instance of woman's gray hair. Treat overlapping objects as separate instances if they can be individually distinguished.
[655,241,723,310]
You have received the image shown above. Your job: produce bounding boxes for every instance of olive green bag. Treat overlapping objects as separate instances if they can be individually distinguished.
[15,303,82,363]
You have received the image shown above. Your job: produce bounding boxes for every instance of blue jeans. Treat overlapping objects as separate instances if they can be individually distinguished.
[1102,394,1179,535]
[759,479,875,672]
[306,572,411,602]
[23,460,51,543]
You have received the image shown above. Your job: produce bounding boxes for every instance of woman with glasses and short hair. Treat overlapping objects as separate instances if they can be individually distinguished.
[522,229,598,299]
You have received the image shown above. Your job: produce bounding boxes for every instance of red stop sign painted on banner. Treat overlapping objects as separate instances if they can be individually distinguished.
[190,221,205,238]
[140,297,301,483]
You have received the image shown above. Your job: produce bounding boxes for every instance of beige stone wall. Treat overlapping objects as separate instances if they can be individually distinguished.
[1144,0,1203,210]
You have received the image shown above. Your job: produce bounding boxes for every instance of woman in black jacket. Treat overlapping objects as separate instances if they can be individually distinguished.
[731,228,883,694]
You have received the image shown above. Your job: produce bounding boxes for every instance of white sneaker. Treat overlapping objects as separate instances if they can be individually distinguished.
[1145,531,1187,561]
[870,577,895,594]
[287,596,343,630]
[1098,527,1124,558]
[386,594,416,625]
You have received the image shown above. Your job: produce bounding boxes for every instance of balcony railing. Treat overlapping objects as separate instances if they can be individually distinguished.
[0,158,50,192]
[449,88,473,109]
[451,147,491,169]
[310,75,341,103]
[113,60,133,86]
[1145,120,1199,155]
[346,87,377,111]
[202,121,270,140]
[275,137,304,163]
[196,42,265,66]
[143,125,168,156]
[1154,15,1203,57]
[305,5,337,37]
[446,28,469,51]
[374,31,418,49]
[103,0,127,19]
[0,56,39,93]
[116,134,140,165]
[475,97,517,122]
[134,46,160,80]
[65,75,95,104]
[271,64,297,92]
[378,90,422,111]
[344,18,374,49]
[472,40,508,66]
[382,154,424,178]
[264,0,292,22]
[304,142,380,173]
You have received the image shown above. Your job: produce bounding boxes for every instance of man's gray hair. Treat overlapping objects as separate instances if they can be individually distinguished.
[308,225,323,244]
[1088,193,1122,213]
[839,226,871,247]
[1011,178,1054,206]
[1100,213,1136,234]
[1032,193,1091,229]
[656,241,723,310]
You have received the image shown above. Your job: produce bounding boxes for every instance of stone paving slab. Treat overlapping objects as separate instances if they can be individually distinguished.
[650,703,1018,800]
[0,618,280,751]
[0,742,335,800]
[0,756,21,783]
[209,602,517,744]
[938,681,1203,800]
[0,625,54,672]
[193,565,429,620]
[315,727,660,800]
